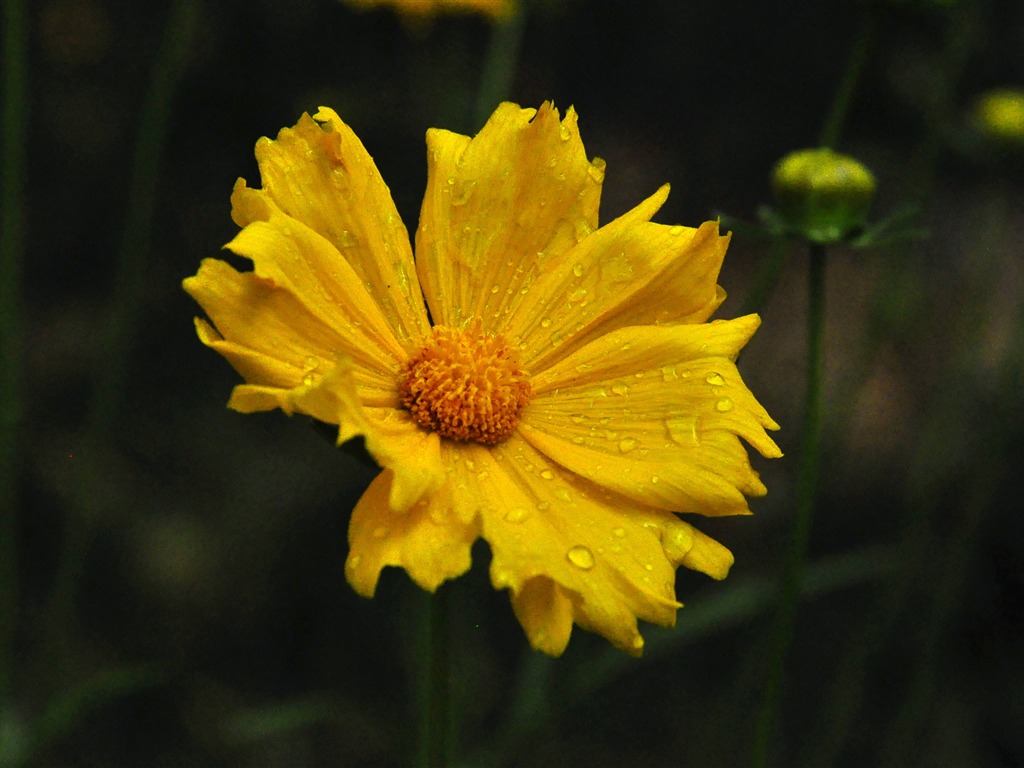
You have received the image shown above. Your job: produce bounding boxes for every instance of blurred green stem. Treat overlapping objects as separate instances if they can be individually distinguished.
[818,5,875,150]
[739,238,789,318]
[0,0,27,705]
[751,242,827,768]
[421,587,450,768]
[43,0,199,667]
[472,8,526,129]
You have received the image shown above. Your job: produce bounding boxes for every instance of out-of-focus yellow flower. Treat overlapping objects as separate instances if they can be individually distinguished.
[183,102,780,656]
[345,0,516,21]
[972,88,1024,146]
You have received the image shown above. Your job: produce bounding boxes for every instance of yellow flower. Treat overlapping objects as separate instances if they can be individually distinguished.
[344,0,516,21]
[183,102,781,656]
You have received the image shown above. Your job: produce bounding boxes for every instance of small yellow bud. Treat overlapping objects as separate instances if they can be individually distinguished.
[971,88,1024,146]
[771,148,877,243]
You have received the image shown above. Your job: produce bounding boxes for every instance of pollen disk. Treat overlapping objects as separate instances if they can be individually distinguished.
[400,323,532,445]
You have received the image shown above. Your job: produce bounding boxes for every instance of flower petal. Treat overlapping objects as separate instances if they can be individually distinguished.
[414,102,603,331]
[521,318,780,517]
[225,195,411,370]
[237,109,430,349]
[510,189,730,372]
[183,258,395,398]
[441,437,734,656]
[346,469,480,596]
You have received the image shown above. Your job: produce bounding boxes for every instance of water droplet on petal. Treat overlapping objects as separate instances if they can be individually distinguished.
[559,123,571,141]
[348,554,362,569]
[612,527,627,538]
[572,263,583,277]
[715,397,734,412]
[705,372,725,387]
[567,545,595,570]
[666,416,699,446]
[661,366,678,381]
[540,317,552,328]
[504,507,530,523]
[540,469,554,480]
[611,383,629,396]
[668,225,685,236]
[631,635,645,652]
[569,413,585,424]
[618,438,638,453]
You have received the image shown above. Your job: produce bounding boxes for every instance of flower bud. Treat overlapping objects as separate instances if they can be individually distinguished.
[771,148,877,243]
[971,88,1024,147]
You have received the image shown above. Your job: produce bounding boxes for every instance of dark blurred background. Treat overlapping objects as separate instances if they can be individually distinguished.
[5,0,1024,765]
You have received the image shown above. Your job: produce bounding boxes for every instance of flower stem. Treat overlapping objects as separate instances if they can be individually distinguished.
[421,586,450,768]
[751,242,827,768]
[0,0,28,706]
[818,7,875,150]
[472,7,526,130]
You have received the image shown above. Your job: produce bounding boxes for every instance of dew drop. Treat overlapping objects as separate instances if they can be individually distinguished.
[338,230,358,248]
[651,475,660,484]
[631,635,645,652]
[644,563,654,572]
[572,263,584,277]
[302,373,318,387]
[490,284,500,294]
[504,507,530,524]
[559,123,571,141]
[668,225,685,236]
[571,436,585,445]
[715,397,734,412]
[618,438,638,453]
[477,470,490,481]
[537,501,551,511]
[666,416,699,446]
[348,554,361,569]
[540,317,552,328]
[661,366,678,382]
[705,372,725,387]
[567,545,595,570]
[612,526,627,538]
[540,469,554,480]
[611,383,629,396]
[569,413,586,424]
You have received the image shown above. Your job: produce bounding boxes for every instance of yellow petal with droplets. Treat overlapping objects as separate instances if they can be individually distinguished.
[445,438,699,656]
[511,196,729,372]
[521,318,780,516]
[224,199,409,370]
[415,102,603,331]
[184,258,395,399]
[347,469,479,596]
[236,109,430,349]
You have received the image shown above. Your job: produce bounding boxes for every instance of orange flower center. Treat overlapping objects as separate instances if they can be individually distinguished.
[399,323,532,445]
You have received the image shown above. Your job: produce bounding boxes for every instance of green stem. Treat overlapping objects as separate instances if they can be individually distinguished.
[818,6,875,150]
[421,587,450,768]
[472,7,526,130]
[750,242,827,768]
[739,238,790,318]
[0,0,28,705]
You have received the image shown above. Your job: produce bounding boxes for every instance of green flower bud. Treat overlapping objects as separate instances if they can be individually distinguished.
[971,88,1024,146]
[771,148,877,244]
